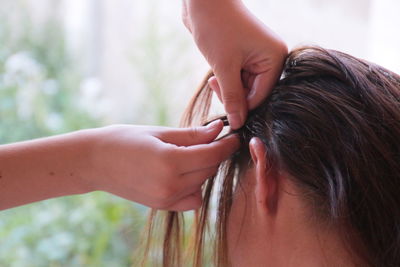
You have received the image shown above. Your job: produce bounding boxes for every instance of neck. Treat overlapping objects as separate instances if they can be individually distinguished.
[278,224,355,267]
[271,183,357,267]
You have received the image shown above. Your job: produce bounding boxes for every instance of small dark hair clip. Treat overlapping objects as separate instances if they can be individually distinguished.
[202,115,245,144]
[221,116,230,127]
[202,116,229,127]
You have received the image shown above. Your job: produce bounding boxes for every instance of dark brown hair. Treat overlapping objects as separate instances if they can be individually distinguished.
[142,46,400,267]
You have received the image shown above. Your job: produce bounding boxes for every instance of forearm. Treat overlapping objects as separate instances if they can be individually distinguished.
[0,129,96,210]
[185,0,243,22]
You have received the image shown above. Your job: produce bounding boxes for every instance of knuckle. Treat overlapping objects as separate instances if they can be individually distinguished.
[222,92,242,106]
[191,194,203,210]
[193,200,202,210]
[208,166,220,177]
[188,127,200,141]
[214,58,238,72]
[154,167,180,201]
[162,149,180,174]
[159,145,179,170]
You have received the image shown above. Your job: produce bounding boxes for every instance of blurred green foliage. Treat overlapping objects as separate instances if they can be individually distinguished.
[130,0,195,127]
[0,1,152,266]
[0,193,149,266]
[0,4,99,143]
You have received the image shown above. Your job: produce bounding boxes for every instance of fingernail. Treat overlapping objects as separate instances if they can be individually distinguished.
[228,133,240,142]
[227,112,242,130]
[247,88,255,101]
[206,120,222,132]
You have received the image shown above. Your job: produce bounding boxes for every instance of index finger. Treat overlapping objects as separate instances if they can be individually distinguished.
[176,134,240,174]
[214,67,248,130]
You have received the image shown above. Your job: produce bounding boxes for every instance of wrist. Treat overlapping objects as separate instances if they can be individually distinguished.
[0,128,103,209]
[187,0,242,22]
[187,0,245,42]
[85,125,122,193]
[67,128,104,194]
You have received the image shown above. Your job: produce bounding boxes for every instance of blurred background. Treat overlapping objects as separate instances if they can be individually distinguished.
[0,0,399,266]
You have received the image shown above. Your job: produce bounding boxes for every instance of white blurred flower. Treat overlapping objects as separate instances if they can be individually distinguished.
[37,232,74,260]
[41,79,59,95]
[69,209,85,224]
[3,51,44,87]
[36,210,56,227]
[4,51,46,120]
[80,77,102,100]
[16,86,36,120]
[46,112,63,131]
[79,76,109,117]
[16,247,30,260]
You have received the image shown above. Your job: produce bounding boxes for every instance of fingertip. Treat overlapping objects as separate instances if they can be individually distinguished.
[170,120,223,147]
[205,119,223,135]
[225,132,240,140]
[220,133,241,150]
[227,112,245,130]
[214,71,248,129]
[207,76,218,89]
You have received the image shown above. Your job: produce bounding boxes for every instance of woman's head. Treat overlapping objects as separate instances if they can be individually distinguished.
[224,46,400,267]
[144,46,400,267]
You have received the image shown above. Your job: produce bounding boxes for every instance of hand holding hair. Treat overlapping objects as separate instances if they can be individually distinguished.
[93,120,238,211]
[183,0,288,129]
[0,120,239,211]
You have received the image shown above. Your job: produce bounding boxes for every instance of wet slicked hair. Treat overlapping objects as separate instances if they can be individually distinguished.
[142,46,400,267]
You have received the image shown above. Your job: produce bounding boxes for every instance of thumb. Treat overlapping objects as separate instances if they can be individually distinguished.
[214,67,248,130]
[247,67,283,110]
[159,120,224,147]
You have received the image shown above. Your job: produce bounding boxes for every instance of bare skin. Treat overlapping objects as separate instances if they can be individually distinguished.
[183,0,288,129]
[0,120,239,211]
[227,138,358,267]
[0,0,286,212]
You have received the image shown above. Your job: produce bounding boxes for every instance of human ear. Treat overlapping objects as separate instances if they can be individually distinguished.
[249,137,278,216]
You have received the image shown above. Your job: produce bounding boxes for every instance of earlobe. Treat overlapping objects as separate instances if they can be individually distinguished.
[249,138,278,216]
